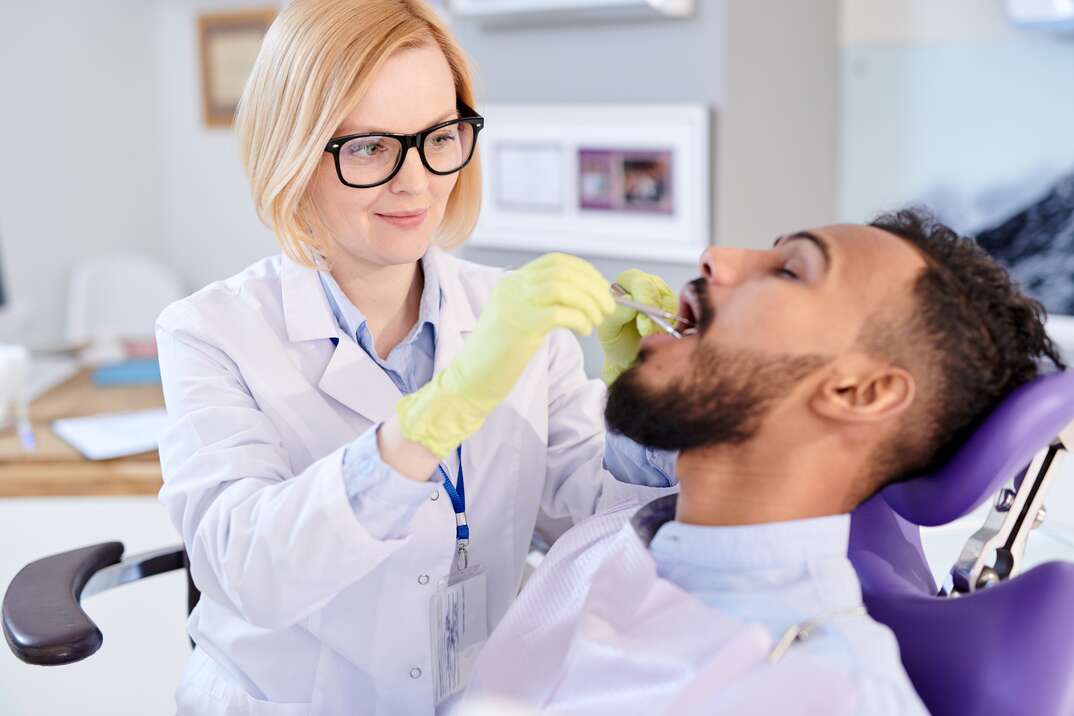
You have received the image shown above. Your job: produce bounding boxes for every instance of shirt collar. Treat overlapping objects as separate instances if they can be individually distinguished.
[318,254,443,346]
[632,495,852,576]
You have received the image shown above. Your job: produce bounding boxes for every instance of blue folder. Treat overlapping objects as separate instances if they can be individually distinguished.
[91,359,162,386]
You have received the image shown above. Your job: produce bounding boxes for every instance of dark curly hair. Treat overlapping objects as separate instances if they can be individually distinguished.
[867,208,1065,483]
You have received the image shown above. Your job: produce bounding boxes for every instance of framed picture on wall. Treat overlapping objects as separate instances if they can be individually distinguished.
[578,148,674,214]
[198,8,277,128]
[470,104,710,263]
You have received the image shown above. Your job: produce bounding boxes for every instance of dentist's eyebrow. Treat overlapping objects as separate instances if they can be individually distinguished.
[338,110,459,136]
[774,231,831,274]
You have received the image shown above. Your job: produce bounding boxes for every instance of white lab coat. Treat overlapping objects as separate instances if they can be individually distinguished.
[156,248,673,715]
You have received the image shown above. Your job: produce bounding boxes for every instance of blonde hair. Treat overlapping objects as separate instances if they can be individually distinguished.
[235,0,482,266]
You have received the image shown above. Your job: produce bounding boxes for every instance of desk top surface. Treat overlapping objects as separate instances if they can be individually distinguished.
[0,370,165,497]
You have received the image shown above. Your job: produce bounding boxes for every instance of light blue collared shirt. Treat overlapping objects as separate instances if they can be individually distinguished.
[634,498,927,715]
[318,257,440,396]
[319,255,676,531]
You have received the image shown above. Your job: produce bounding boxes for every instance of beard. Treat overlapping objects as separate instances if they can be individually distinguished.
[605,335,831,453]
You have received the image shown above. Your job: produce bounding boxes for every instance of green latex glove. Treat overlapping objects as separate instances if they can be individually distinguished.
[396,253,615,458]
[597,268,678,385]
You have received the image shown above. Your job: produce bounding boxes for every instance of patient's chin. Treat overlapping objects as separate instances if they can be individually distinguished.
[604,366,744,451]
[606,343,831,453]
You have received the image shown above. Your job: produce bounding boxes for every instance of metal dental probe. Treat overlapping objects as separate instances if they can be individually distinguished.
[609,283,694,339]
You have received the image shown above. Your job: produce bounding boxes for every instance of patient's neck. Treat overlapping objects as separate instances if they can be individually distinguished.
[673,427,863,527]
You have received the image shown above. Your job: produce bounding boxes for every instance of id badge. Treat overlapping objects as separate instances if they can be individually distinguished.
[430,562,488,704]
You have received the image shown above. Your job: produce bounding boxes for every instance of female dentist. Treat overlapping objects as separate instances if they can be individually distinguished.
[157,1,678,714]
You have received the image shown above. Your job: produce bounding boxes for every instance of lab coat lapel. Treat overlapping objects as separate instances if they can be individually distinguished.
[428,248,478,376]
[319,339,402,424]
[280,256,402,424]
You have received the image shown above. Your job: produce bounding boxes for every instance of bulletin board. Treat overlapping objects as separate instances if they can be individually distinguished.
[470,104,711,263]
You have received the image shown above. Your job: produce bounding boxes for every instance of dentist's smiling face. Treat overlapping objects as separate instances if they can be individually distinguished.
[605,225,929,451]
[310,43,461,272]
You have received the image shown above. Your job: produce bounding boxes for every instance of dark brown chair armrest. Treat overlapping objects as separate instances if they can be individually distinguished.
[3,542,124,665]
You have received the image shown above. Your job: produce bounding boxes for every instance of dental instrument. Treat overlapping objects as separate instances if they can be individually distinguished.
[609,282,693,338]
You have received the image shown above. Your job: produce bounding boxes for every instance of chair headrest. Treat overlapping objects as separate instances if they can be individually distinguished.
[881,370,1074,527]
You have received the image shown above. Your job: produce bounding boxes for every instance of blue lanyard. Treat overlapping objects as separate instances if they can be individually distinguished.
[437,447,468,542]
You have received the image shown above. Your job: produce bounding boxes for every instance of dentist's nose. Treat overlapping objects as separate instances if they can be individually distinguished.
[389,146,430,195]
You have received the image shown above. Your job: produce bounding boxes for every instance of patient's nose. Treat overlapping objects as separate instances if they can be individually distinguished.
[699,246,752,286]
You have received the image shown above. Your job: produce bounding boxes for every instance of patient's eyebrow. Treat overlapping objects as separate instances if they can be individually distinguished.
[774,231,831,274]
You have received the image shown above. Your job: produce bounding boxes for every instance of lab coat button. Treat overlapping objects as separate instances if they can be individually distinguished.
[410,667,422,679]
[418,574,430,585]
[430,489,440,501]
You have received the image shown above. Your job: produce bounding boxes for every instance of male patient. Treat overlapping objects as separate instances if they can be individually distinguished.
[463,209,1064,715]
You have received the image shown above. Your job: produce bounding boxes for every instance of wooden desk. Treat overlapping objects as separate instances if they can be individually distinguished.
[0,370,164,497]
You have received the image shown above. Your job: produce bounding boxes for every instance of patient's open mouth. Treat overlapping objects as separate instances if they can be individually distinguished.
[678,283,702,335]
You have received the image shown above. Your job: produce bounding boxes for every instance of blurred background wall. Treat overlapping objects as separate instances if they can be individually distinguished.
[1,2,1073,714]
[5,1,1073,357]
[0,1,163,349]
[841,0,1074,231]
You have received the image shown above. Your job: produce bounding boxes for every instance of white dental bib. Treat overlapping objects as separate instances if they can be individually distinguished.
[462,498,857,715]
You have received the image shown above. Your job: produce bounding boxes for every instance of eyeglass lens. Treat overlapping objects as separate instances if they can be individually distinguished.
[336,120,475,186]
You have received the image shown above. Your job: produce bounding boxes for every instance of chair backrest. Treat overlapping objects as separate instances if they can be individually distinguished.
[66,255,184,344]
[849,370,1074,715]
[882,370,1074,526]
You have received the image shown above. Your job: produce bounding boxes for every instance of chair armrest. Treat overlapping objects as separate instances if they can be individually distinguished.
[3,542,124,665]
[3,541,188,667]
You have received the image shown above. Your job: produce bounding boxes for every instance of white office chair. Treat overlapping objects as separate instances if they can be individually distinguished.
[65,256,185,344]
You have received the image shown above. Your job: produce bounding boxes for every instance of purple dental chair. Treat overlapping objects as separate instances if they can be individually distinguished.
[850,369,1074,715]
[4,372,1074,715]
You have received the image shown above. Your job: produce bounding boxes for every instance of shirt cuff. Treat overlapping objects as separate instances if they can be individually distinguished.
[603,431,679,488]
[341,425,438,540]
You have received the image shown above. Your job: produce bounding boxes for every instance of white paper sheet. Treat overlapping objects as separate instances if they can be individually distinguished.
[52,409,169,461]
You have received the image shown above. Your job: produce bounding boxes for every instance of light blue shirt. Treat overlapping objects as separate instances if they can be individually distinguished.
[635,498,927,715]
[318,256,677,533]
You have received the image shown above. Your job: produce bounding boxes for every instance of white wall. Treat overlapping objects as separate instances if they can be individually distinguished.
[154,0,284,291]
[0,0,285,348]
[0,1,163,347]
[842,0,1014,46]
[716,0,839,249]
[839,0,1074,228]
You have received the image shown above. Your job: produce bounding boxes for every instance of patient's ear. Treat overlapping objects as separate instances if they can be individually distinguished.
[810,354,915,424]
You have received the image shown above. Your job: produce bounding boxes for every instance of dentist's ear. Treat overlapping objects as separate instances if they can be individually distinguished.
[810,355,915,424]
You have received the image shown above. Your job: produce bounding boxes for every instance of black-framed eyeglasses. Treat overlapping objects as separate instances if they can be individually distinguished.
[323,102,485,189]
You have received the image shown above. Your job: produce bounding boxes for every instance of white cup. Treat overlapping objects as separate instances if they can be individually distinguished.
[0,343,30,428]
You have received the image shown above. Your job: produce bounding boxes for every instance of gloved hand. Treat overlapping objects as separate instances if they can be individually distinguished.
[597,268,678,385]
[396,253,615,457]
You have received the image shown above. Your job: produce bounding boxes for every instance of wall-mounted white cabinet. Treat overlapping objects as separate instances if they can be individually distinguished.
[450,0,694,25]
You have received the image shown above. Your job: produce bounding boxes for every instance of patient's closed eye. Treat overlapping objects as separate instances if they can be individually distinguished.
[776,266,799,280]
